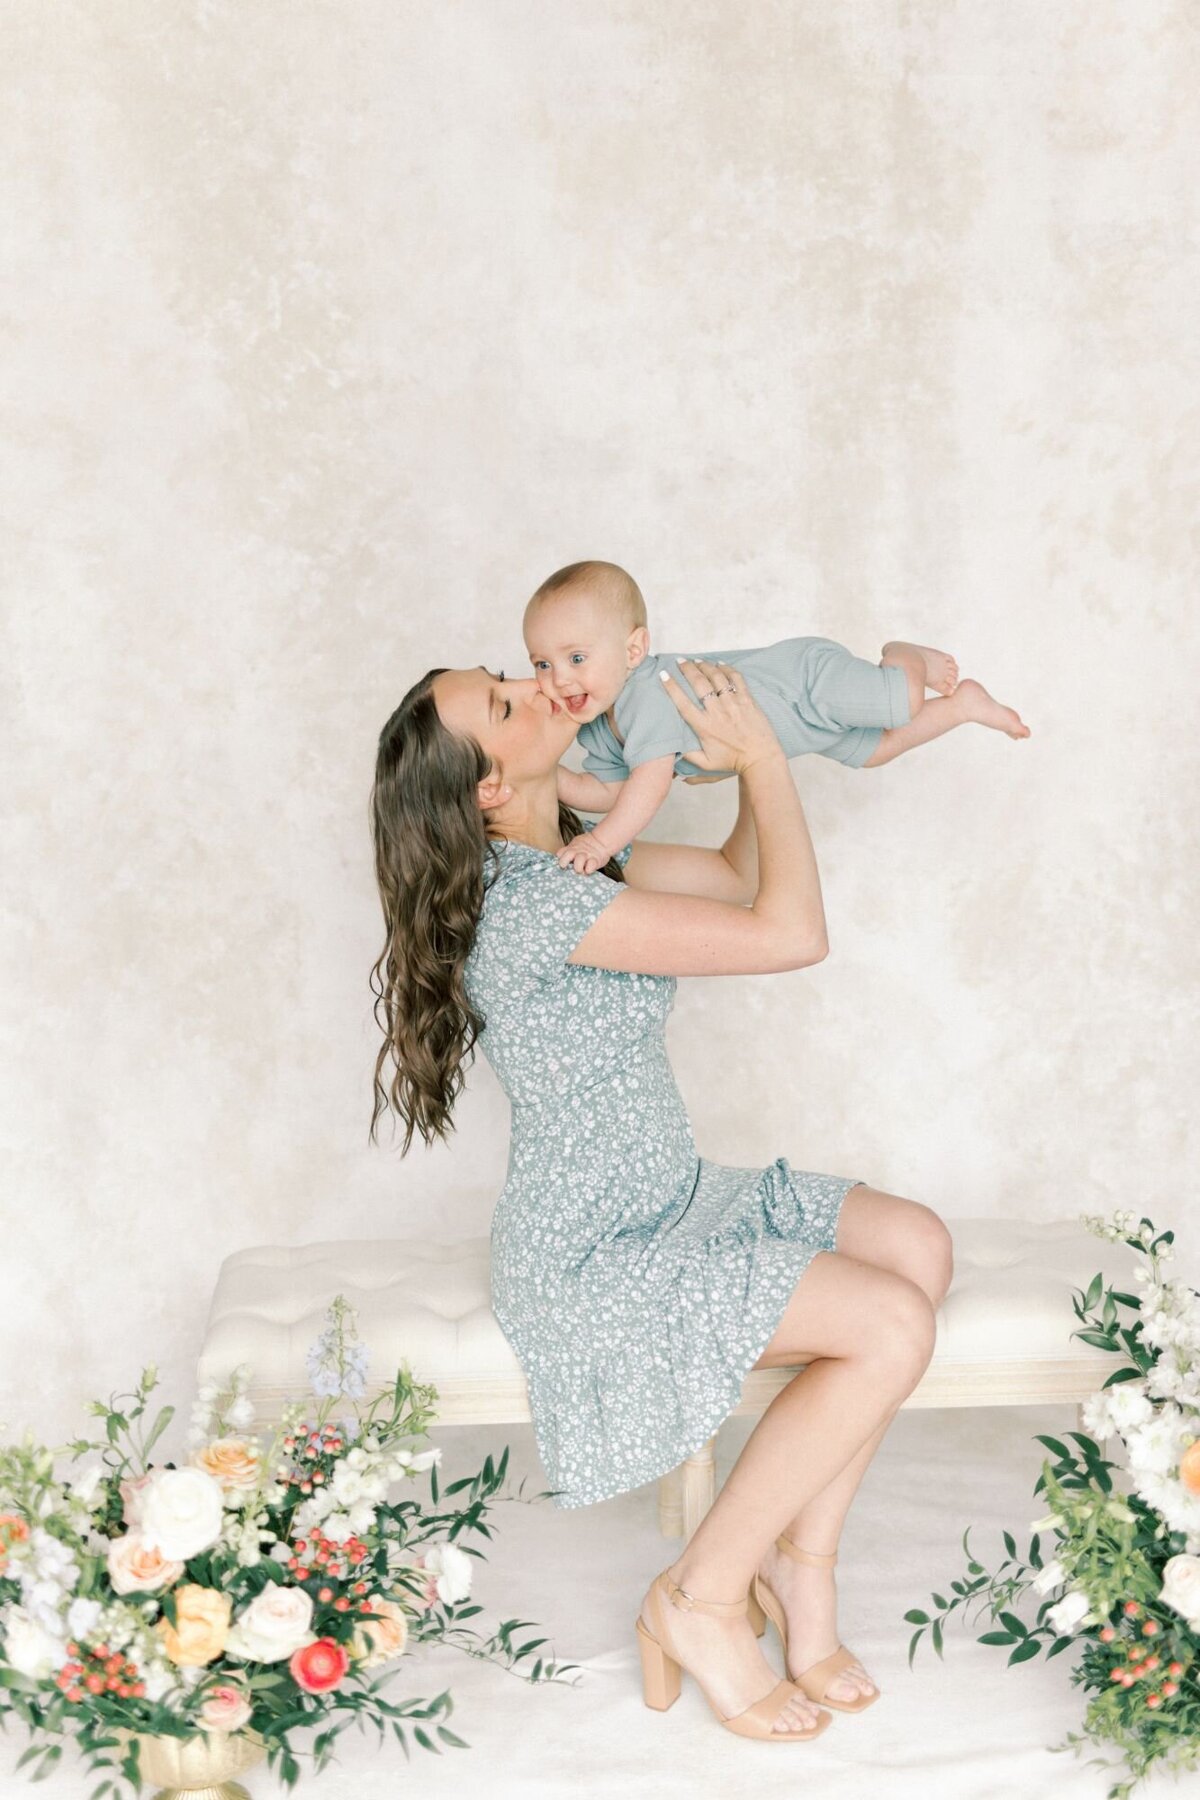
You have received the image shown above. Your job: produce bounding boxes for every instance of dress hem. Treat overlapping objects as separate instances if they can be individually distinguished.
[545,1178,862,1511]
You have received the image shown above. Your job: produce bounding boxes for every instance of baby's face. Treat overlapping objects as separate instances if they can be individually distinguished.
[523,590,644,722]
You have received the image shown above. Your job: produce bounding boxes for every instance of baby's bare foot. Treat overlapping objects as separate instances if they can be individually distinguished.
[952,676,1030,739]
[882,639,959,695]
[640,1577,826,1735]
[756,1543,877,1705]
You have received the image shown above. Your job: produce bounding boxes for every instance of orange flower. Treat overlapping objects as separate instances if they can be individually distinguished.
[0,1514,30,1569]
[290,1637,350,1693]
[1179,1439,1200,1496]
[191,1438,261,1492]
[154,1584,232,1667]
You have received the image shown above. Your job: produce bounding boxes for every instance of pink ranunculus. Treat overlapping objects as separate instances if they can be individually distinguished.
[198,1680,253,1732]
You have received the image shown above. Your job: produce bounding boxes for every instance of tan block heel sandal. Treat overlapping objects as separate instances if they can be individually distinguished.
[747,1540,881,1714]
[634,1569,832,1741]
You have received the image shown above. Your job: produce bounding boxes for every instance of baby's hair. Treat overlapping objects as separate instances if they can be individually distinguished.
[525,559,647,636]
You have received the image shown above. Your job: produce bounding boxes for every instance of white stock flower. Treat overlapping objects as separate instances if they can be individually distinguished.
[2,1606,67,1678]
[138,1468,225,1561]
[65,1597,104,1641]
[1046,1588,1091,1635]
[1126,1407,1190,1478]
[226,1397,256,1430]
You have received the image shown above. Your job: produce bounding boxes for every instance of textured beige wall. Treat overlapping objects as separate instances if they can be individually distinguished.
[3,2,1197,1445]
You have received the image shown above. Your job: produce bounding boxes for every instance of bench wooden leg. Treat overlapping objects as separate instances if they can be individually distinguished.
[658,1434,719,1537]
[657,1464,683,1536]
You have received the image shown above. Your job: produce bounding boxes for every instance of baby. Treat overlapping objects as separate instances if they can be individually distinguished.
[524,560,1031,874]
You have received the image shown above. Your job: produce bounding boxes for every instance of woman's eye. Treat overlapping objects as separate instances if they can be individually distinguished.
[504,699,512,718]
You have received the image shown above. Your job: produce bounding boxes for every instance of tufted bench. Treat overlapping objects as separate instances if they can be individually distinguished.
[196,1218,1136,1539]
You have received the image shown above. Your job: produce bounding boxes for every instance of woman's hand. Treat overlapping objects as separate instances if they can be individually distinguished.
[659,657,783,775]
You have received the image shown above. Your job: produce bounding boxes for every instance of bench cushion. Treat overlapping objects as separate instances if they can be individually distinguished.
[197,1218,1136,1421]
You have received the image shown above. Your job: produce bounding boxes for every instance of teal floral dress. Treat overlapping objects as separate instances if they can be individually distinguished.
[462,827,863,1509]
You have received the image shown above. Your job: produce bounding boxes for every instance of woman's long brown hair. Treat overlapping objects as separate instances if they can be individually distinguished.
[369,668,626,1154]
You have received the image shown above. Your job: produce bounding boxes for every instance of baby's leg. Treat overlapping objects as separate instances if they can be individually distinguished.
[861,678,1030,767]
[879,640,959,720]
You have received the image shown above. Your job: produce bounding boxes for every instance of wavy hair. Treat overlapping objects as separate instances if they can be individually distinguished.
[369,667,626,1153]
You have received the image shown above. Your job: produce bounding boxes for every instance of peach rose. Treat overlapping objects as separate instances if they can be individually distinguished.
[192,1438,261,1493]
[108,1531,185,1595]
[1179,1439,1200,1497]
[198,1678,254,1733]
[154,1583,232,1667]
[349,1598,410,1670]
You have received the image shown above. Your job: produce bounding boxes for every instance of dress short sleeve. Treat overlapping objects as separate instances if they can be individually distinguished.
[501,851,630,984]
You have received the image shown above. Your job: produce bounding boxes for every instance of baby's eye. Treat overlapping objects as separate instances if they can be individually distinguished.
[570,652,586,665]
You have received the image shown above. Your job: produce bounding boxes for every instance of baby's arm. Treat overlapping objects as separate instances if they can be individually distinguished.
[555,755,676,873]
[555,766,623,815]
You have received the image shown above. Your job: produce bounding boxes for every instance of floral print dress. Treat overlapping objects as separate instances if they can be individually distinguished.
[461,830,863,1509]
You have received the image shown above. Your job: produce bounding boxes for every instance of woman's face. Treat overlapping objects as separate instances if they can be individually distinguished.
[432,665,579,788]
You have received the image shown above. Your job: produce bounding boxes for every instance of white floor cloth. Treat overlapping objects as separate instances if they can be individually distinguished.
[16,1402,1189,1799]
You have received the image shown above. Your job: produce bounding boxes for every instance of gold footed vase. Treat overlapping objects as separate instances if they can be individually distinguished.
[112,1726,267,1799]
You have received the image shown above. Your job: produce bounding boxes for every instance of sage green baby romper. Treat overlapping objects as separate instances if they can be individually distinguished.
[462,826,864,1509]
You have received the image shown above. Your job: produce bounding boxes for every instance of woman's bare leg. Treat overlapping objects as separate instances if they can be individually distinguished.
[639,1250,937,1733]
[758,1189,955,1699]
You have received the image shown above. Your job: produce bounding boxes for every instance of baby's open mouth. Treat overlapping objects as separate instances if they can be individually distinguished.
[562,693,590,714]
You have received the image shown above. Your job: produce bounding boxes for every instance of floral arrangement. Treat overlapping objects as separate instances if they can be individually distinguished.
[907,1210,1200,1800]
[0,1295,577,1795]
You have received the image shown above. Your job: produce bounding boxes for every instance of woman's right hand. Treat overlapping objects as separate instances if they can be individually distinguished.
[658,657,783,775]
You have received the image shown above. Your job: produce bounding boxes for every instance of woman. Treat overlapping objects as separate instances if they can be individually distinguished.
[369,655,953,1744]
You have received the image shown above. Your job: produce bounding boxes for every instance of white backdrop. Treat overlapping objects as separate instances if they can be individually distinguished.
[3,0,1197,1467]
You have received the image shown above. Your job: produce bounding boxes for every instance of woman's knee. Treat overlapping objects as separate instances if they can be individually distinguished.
[753,1250,937,1375]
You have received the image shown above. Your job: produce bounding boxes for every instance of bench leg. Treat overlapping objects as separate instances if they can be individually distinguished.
[657,1465,683,1536]
[679,1435,717,1540]
[658,1434,719,1537]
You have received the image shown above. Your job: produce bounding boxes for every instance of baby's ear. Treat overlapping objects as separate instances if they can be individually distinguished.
[627,625,651,666]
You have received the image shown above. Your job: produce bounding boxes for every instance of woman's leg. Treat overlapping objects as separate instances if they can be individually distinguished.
[756,1188,954,1698]
[641,1246,936,1732]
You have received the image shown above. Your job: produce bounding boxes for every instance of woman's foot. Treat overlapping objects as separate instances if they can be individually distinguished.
[951,676,1030,739]
[755,1539,877,1704]
[881,639,959,695]
[640,1564,827,1735]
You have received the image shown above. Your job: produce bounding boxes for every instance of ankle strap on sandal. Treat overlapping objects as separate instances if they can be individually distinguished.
[663,1572,749,1617]
[775,1537,838,1568]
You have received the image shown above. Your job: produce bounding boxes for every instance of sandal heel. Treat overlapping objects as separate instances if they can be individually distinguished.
[635,1615,682,1710]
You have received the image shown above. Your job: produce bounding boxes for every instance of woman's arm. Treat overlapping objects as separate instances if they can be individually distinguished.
[622,770,759,903]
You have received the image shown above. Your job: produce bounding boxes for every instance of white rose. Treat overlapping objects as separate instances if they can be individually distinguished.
[138,1469,225,1561]
[424,1542,472,1604]
[224,1585,315,1663]
[1046,1588,1090,1635]
[2,1606,66,1678]
[1160,1554,1200,1626]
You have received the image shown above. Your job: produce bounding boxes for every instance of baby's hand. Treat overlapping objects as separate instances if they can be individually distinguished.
[556,829,621,875]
